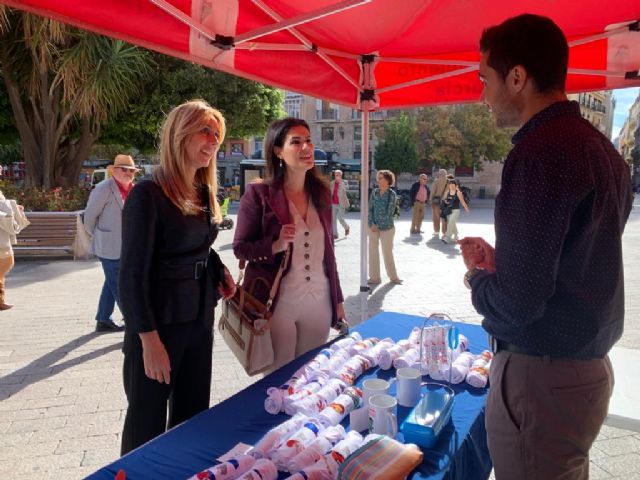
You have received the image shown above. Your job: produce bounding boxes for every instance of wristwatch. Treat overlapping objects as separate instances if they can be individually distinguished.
[463,267,484,289]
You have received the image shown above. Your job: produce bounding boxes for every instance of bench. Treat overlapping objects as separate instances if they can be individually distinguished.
[14,211,82,258]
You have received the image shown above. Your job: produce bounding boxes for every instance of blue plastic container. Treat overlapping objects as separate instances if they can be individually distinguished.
[400,383,455,448]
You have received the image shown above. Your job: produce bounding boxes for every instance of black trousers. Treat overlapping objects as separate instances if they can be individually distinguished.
[120,321,213,455]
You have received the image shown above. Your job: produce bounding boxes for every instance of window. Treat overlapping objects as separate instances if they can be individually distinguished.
[316,100,338,120]
[231,143,244,154]
[321,127,335,141]
[354,126,362,141]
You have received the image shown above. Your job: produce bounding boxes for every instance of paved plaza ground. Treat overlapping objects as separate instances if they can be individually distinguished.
[0,201,639,479]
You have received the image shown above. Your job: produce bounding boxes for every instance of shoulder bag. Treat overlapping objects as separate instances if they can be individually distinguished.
[219,246,291,376]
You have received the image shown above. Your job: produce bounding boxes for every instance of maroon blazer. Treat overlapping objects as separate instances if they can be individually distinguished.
[232,181,344,327]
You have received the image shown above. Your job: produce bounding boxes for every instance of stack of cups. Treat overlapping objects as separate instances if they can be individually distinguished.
[349,378,390,433]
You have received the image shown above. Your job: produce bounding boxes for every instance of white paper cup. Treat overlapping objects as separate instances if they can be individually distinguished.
[396,367,422,407]
[368,394,398,437]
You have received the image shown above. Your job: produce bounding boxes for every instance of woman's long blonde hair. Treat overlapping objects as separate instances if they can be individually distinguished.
[154,99,226,221]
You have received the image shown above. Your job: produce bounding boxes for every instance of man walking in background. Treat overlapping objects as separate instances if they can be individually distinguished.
[84,154,139,332]
[330,169,350,239]
[459,14,632,479]
[409,173,429,234]
[429,169,448,238]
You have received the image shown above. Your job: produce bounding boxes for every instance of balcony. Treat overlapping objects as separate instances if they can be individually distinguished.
[316,110,338,121]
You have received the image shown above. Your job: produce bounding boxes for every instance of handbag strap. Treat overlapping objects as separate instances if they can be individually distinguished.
[237,245,291,313]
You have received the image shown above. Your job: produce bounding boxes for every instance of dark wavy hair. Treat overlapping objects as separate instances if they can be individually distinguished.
[263,118,329,209]
[479,14,568,93]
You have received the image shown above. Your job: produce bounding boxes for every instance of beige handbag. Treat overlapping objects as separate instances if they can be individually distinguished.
[219,247,290,376]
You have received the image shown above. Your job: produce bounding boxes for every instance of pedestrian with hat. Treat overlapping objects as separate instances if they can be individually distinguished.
[84,154,139,332]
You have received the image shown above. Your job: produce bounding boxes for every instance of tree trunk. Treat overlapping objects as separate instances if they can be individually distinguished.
[56,116,99,187]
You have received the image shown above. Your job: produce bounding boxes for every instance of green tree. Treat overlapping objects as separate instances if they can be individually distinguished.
[0,7,152,188]
[415,106,463,168]
[374,112,418,174]
[450,104,512,167]
[415,104,513,169]
[101,54,284,152]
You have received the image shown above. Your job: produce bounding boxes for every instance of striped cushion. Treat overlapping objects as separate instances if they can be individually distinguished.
[337,436,423,479]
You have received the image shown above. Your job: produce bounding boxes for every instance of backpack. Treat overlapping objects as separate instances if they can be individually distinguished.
[459,185,471,206]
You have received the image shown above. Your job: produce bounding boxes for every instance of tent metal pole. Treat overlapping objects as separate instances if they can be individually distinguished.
[360,101,370,324]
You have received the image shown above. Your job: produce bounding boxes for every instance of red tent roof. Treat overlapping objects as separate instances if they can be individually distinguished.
[2,0,640,108]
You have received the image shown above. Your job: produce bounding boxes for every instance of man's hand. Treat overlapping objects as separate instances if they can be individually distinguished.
[458,237,496,272]
[139,331,171,384]
[370,225,379,233]
[218,266,236,300]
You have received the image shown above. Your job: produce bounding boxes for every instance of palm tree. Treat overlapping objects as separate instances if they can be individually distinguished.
[0,7,152,188]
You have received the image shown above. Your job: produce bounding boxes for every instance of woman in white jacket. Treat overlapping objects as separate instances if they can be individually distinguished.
[0,190,29,310]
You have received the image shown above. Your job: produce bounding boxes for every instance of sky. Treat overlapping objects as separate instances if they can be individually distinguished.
[612,87,639,140]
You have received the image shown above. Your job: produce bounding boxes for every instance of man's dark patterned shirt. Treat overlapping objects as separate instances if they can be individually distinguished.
[470,101,633,359]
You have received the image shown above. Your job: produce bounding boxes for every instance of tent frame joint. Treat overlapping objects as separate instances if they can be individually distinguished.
[360,89,375,102]
[626,71,640,80]
[211,34,235,50]
[629,21,639,32]
[361,54,376,64]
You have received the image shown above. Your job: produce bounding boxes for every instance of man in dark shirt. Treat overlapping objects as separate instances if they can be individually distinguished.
[459,14,633,479]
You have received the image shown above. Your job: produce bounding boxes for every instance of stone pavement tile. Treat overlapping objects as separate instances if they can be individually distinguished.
[33,424,90,442]
[0,431,33,449]
[2,440,60,461]
[598,425,638,440]
[590,462,613,479]
[82,446,121,467]
[58,383,109,397]
[56,434,119,454]
[595,453,640,477]
[596,436,640,457]
[65,410,120,430]
[44,401,99,418]
[1,408,46,422]
[7,416,67,434]
[25,394,77,409]
[16,451,84,476]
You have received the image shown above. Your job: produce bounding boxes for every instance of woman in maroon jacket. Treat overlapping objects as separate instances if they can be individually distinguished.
[233,118,347,370]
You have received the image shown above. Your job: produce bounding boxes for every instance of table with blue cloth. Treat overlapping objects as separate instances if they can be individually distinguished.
[89,312,492,480]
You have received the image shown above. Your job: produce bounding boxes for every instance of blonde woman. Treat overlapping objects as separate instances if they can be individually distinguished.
[0,191,29,310]
[119,100,235,454]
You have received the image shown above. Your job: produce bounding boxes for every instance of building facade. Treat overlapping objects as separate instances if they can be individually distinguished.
[567,90,615,138]
[618,92,640,188]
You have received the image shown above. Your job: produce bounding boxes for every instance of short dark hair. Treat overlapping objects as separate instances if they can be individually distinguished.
[263,117,329,209]
[479,14,568,93]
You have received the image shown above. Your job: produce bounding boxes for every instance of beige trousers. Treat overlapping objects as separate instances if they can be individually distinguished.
[410,201,425,233]
[269,287,332,371]
[0,254,15,302]
[431,203,446,234]
[0,254,14,282]
[443,209,461,242]
[368,226,399,282]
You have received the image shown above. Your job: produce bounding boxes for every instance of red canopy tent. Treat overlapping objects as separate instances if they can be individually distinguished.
[3,0,640,318]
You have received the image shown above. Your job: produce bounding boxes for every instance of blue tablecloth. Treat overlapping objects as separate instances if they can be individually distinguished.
[89,312,492,480]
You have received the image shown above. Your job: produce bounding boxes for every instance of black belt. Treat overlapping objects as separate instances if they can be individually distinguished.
[492,338,544,357]
[490,336,602,360]
[156,258,208,280]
